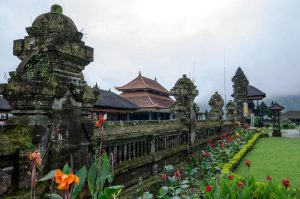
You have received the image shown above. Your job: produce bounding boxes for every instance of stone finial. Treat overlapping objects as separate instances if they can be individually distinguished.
[208,91,224,120]
[170,74,198,121]
[226,100,236,121]
[51,4,63,14]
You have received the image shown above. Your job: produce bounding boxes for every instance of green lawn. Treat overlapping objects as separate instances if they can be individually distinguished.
[235,137,300,187]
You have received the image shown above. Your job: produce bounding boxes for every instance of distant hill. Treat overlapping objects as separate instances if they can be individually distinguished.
[197,94,300,113]
[264,94,300,112]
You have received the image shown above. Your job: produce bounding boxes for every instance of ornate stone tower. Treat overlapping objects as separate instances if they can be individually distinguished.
[0,5,98,168]
[208,91,224,121]
[232,67,249,122]
[170,74,198,144]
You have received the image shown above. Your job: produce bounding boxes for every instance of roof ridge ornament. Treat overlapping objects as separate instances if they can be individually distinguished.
[51,4,63,14]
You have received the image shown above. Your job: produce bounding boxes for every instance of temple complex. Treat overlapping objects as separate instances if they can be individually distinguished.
[116,72,175,120]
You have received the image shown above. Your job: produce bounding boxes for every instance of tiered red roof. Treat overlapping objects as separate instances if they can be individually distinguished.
[115,73,174,110]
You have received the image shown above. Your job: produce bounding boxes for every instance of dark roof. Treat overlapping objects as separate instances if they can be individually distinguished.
[282,111,300,119]
[94,89,139,110]
[115,73,170,95]
[247,85,266,99]
[0,96,11,111]
[269,102,284,111]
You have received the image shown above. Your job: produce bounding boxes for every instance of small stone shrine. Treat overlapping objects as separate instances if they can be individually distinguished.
[0,4,98,169]
[208,91,224,120]
[226,100,236,121]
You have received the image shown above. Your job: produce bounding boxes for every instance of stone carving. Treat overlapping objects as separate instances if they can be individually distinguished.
[232,67,249,121]
[170,74,198,144]
[226,100,236,121]
[0,5,98,169]
[208,91,224,120]
[170,74,198,122]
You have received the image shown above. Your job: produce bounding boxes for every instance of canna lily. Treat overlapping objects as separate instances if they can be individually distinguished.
[205,185,212,192]
[161,173,167,181]
[245,160,251,168]
[237,181,244,188]
[174,170,181,180]
[96,114,107,127]
[282,178,290,189]
[266,176,272,181]
[54,169,79,191]
[203,151,210,157]
[28,150,42,167]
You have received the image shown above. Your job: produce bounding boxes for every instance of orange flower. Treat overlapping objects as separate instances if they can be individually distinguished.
[245,160,251,168]
[55,170,79,191]
[96,114,107,127]
[28,150,42,166]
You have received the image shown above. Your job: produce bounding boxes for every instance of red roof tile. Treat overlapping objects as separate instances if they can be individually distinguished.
[120,92,174,109]
[115,74,170,95]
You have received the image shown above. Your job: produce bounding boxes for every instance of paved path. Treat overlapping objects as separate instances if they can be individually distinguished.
[281,129,300,138]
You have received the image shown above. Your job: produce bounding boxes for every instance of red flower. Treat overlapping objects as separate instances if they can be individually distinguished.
[96,114,107,127]
[266,176,272,181]
[174,170,181,180]
[161,173,167,181]
[205,185,212,192]
[207,139,212,146]
[220,143,225,148]
[282,178,290,189]
[245,160,251,168]
[203,151,210,157]
[224,133,228,138]
[237,181,244,188]
[228,175,234,180]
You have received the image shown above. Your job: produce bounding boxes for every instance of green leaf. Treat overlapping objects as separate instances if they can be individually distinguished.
[103,185,124,197]
[141,192,154,199]
[88,152,111,197]
[88,157,98,196]
[38,170,56,181]
[45,193,63,199]
[71,166,87,199]
[159,186,169,197]
[164,165,174,174]
[63,164,71,174]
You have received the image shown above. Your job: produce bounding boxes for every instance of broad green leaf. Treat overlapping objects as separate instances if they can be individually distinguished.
[103,185,124,197]
[141,192,154,199]
[63,164,71,174]
[164,165,174,174]
[159,186,169,197]
[88,157,99,196]
[38,170,55,181]
[71,166,87,199]
[45,193,63,199]
[175,188,181,195]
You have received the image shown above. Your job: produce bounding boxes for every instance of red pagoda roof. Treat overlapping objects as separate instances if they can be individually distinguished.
[115,73,170,95]
[120,91,175,109]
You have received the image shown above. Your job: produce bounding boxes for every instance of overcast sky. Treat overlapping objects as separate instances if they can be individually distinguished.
[1,0,299,105]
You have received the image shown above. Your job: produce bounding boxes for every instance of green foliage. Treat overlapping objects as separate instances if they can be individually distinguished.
[0,125,34,153]
[88,152,124,199]
[40,152,124,199]
[222,130,268,174]
[25,54,53,82]
[280,118,298,129]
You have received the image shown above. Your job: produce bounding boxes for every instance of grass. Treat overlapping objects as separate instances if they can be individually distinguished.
[235,137,300,187]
